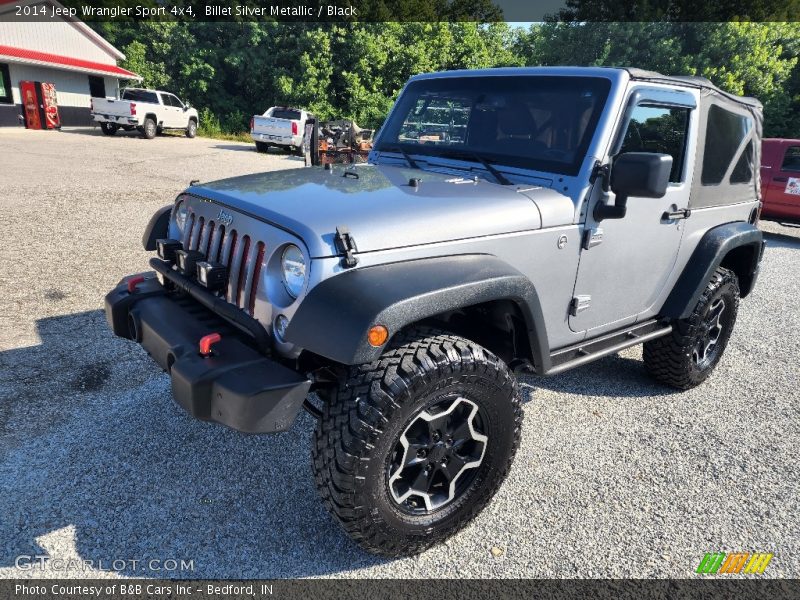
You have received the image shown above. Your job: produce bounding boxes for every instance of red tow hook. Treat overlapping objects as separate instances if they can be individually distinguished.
[127,276,145,293]
[199,333,222,357]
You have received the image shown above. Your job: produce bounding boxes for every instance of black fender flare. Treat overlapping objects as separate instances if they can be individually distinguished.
[660,221,764,320]
[142,205,172,251]
[285,254,550,368]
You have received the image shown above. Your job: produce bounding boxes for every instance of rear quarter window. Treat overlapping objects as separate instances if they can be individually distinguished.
[122,89,159,104]
[701,104,753,185]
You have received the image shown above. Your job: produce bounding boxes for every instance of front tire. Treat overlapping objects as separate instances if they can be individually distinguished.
[186,119,197,138]
[100,122,118,136]
[312,328,523,557]
[644,267,740,389]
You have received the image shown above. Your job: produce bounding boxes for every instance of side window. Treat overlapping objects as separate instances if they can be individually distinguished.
[169,94,183,108]
[160,93,173,107]
[729,140,754,184]
[619,105,690,183]
[781,146,800,173]
[701,104,752,185]
[0,63,12,104]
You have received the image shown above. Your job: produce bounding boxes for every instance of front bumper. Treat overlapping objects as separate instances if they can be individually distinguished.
[105,273,311,433]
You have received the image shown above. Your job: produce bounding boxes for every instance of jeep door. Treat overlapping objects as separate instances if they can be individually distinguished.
[569,87,698,334]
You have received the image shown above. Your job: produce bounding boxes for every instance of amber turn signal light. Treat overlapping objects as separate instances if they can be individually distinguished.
[367,325,389,347]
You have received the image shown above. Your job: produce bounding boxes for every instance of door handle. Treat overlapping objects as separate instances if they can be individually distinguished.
[662,208,691,221]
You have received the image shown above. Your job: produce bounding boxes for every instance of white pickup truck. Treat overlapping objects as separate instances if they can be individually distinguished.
[91,88,199,139]
[250,106,308,154]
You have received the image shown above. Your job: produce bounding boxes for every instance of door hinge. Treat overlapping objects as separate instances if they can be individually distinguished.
[582,227,604,250]
[569,295,591,316]
[334,226,358,268]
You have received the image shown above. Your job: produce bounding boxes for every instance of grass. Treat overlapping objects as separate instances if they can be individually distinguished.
[197,130,252,143]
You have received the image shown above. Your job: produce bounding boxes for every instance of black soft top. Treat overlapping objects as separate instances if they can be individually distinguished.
[622,67,762,110]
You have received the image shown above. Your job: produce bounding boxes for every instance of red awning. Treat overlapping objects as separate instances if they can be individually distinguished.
[0,44,140,79]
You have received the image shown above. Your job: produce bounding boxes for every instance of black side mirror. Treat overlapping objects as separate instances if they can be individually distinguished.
[595,152,673,221]
[184,103,191,111]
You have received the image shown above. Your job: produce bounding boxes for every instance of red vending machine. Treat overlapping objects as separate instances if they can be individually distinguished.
[20,81,61,130]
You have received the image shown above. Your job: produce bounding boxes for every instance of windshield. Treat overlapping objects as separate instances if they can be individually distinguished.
[376,75,611,176]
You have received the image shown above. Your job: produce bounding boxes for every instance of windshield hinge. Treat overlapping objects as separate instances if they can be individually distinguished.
[590,161,610,191]
[334,226,358,268]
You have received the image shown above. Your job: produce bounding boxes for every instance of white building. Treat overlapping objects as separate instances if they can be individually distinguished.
[0,0,140,126]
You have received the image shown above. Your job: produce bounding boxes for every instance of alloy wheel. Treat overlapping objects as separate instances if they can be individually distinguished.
[692,297,726,367]
[387,396,488,514]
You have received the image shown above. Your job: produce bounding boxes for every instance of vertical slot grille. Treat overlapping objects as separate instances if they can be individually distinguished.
[214,225,225,262]
[184,213,196,248]
[204,221,216,257]
[179,209,267,315]
[191,216,205,251]
[225,230,239,304]
[249,242,266,315]
[236,235,252,308]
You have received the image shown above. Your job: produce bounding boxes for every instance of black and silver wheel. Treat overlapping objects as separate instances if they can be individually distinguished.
[186,119,197,138]
[100,122,118,136]
[312,328,522,556]
[387,396,488,514]
[141,117,157,139]
[644,267,740,389]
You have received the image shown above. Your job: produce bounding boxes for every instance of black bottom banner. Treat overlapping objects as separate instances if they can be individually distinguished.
[3,579,800,600]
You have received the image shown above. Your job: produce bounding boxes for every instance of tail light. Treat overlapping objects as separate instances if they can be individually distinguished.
[130,102,137,116]
[291,121,298,136]
[250,117,254,131]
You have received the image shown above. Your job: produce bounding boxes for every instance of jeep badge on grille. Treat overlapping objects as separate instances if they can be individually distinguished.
[217,209,233,227]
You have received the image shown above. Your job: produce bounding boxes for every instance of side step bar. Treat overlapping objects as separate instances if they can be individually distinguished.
[547,319,672,376]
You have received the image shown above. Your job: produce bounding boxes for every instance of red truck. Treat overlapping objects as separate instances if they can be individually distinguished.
[761,138,800,223]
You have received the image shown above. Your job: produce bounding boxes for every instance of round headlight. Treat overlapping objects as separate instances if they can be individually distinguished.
[174,201,188,232]
[281,245,306,298]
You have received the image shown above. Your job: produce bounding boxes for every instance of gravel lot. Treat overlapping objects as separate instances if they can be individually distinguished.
[0,127,798,579]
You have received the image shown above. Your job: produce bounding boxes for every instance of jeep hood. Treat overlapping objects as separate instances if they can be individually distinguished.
[189,164,554,257]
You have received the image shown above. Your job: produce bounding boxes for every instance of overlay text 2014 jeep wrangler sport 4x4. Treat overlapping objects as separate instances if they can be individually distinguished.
[106,67,765,556]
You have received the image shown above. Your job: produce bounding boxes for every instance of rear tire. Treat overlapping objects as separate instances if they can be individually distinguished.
[644,267,740,389]
[312,328,523,557]
[141,118,157,140]
[186,119,197,138]
[255,141,269,153]
[100,122,118,136]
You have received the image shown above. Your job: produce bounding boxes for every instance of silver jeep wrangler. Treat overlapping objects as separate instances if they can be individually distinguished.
[106,67,765,556]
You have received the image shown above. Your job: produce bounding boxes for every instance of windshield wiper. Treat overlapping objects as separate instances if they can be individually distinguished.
[381,145,421,170]
[436,150,513,186]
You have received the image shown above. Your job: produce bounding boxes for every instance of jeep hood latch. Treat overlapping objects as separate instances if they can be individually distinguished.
[334,226,359,268]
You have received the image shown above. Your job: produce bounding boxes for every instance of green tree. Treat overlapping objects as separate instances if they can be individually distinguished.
[119,40,170,90]
[92,20,799,138]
